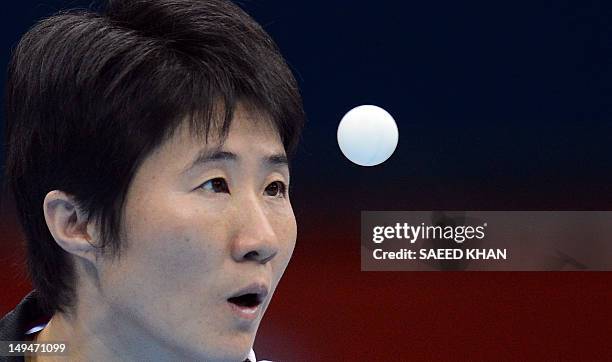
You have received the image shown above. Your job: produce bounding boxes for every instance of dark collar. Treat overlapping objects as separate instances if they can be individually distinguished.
[0,291,50,361]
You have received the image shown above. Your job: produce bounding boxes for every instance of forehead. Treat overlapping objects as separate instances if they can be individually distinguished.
[215,109,283,150]
[150,106,286,171]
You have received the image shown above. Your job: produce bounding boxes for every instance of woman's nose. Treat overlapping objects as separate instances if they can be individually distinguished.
[230,198,279,264]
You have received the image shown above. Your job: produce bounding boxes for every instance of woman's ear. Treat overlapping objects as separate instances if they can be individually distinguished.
[43,190,99,264]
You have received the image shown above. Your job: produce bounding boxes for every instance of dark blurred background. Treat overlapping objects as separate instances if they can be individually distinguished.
[2,0,612,360]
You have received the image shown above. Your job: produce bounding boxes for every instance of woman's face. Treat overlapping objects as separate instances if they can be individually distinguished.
[95,106,297,361]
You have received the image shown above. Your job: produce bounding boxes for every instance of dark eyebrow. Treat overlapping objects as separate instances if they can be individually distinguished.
[267,154,289,166]
[183,147,235,174]
[183,146,289,174]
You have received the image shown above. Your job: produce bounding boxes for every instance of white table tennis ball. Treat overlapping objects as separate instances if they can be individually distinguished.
[337,105,399,166]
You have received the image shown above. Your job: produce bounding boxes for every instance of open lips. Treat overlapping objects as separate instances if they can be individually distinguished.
[227,293,264,308]
[227,283,269,309]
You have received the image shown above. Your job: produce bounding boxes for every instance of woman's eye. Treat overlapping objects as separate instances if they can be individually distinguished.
[200,178,230,193]
[264,181,287,198]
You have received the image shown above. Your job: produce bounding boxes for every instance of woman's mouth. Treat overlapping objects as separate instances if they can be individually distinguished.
[227,284,268,321]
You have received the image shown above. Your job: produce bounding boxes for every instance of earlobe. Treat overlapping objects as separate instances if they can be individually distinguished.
[43,190,98,263]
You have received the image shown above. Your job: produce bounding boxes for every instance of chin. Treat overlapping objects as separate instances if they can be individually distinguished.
[188,346,252,362]
[169,327,256,362]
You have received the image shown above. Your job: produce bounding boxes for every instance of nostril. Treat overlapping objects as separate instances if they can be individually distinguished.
[244,251,259,260]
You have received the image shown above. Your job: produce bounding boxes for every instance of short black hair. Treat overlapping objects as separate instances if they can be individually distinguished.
[4,0,304,314]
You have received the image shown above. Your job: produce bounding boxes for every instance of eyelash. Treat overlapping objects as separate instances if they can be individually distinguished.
[199,178,287,198]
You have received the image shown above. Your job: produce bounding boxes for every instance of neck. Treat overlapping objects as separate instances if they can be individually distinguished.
[32,261,194,362]
[32,297,192,362]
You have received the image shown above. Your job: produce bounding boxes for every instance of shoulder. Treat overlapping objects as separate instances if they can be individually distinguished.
[0,291,49,339]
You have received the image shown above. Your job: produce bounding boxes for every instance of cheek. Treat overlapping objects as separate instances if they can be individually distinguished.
[270,205,298,277]
[115,192,230,286]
